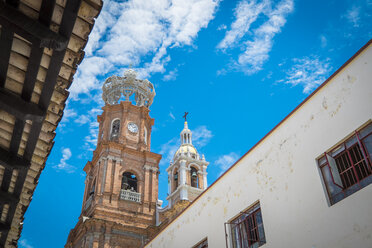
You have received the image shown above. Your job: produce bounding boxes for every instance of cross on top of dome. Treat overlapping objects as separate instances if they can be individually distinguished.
[102,69,156,107]
[183,112,189,122]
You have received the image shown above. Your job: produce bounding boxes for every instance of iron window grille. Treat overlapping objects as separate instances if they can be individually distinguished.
[318,122,372,205]
[228,203,266,248]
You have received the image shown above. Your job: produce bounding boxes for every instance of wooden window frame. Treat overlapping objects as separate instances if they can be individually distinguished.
[192,237,208,248]
[318,122,372,205]
[228,203,266,248]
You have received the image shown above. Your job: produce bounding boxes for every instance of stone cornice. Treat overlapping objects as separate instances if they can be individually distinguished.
[91,142,162,165]
[172,154,209,166]
[106,155,123,162]
[143,164,158,172]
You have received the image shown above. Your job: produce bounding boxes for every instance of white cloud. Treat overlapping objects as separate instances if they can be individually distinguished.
[192,126,213,148]
[19,239,33,248]
[70,0,220,99]
[81,108,103,152]
[69,56,112,99]
[320,34,327,48]
[60,107,77,123]
[280,55,332,94]
[54,148,75,173]
[162,68,178,81]
[217,24,227,30]
[159,137,180,166]
[217,0,294,74]
[345,6,360,27]
[215,152,240,175]
[169,112,176,120]
[158,125,213,166]
[74,115,90,125]
[84,121,100,151]
[217,0,267,50]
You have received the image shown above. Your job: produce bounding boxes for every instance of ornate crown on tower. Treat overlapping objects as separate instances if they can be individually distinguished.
[102,69,156,107]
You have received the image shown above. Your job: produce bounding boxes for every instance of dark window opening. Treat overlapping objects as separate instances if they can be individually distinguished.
[319,122,372,205]
[229,204,266,248]
[121,172,138,192]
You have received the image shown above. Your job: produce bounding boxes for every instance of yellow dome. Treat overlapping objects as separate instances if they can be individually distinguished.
[175,144,197,156]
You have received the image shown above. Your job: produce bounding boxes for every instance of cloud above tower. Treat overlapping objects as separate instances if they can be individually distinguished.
[217,0,294,74]
[70,0,220,99]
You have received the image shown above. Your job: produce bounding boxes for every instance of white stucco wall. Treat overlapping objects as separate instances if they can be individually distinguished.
[146,43,372,248]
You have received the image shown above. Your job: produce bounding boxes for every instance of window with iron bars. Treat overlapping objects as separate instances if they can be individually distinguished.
[228,203,266,248]
[318,122,372,205]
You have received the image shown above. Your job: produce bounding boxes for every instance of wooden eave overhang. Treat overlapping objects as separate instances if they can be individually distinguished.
[0,0,102,246]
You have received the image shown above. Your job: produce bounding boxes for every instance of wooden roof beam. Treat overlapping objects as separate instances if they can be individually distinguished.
[0,88,45,122]
[0,146,29,170]
[0,2,68,51]
[0,222,10,232]
[0,190,18,204]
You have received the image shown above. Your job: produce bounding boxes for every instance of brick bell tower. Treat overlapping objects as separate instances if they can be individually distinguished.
[65,69,161,248]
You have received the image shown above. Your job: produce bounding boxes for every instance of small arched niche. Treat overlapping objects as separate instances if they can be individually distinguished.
[121,172,138,192]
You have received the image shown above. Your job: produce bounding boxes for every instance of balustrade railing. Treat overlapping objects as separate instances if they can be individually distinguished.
[120,189,141,203]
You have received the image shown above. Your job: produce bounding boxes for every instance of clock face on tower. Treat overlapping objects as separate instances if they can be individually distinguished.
[127,122,138,134]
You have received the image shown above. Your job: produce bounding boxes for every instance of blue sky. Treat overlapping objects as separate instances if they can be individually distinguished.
[19,0,372,247]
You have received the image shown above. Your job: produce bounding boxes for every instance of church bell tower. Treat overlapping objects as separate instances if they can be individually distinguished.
[166,118,209,208]
[65,70,162,248]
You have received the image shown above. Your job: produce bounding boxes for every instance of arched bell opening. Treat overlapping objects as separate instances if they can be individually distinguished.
[121,172,138,192]
[190,167,198,188]
[110,119,120,141]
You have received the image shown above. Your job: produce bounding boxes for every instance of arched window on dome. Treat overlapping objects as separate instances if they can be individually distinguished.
[110,119,120,141]
[190,167,198,188]
[121,172,138,192]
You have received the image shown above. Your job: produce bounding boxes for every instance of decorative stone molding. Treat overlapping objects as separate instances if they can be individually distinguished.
[107,155,122,162]
[99,157,108,163]
[102,69,155,107]
[143,164,158,172]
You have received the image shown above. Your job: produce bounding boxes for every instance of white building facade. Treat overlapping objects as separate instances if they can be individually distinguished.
[146,40,372,248]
